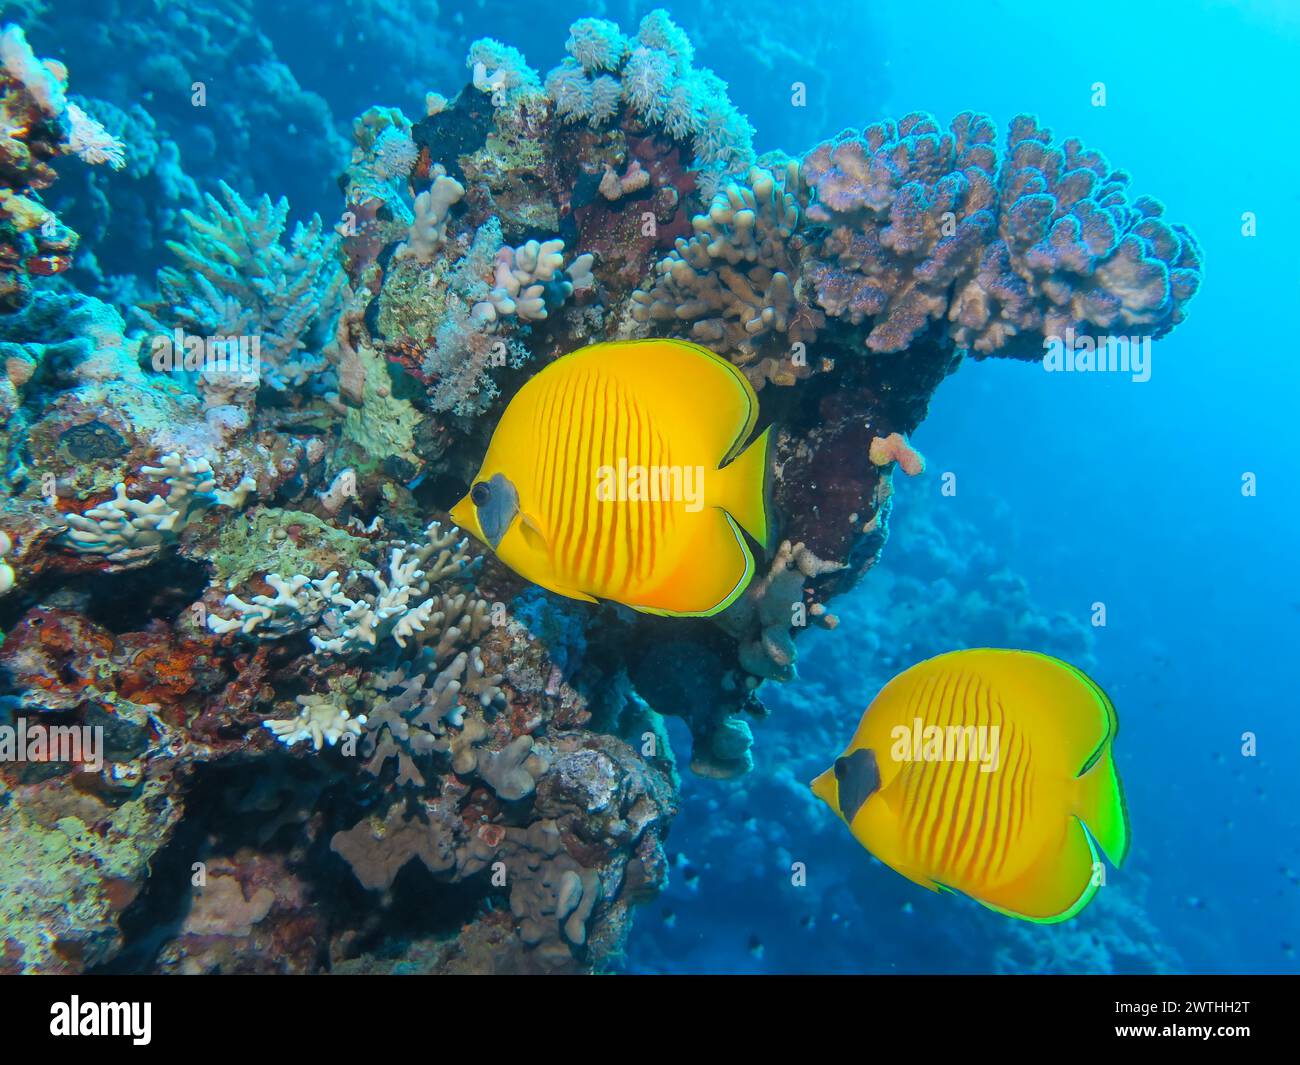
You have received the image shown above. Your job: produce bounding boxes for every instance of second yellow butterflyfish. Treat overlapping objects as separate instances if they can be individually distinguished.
[811,649,1131,923]
[449,338,772,616]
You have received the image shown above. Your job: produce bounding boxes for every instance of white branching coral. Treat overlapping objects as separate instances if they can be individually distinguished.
[394,172,464,263]
[473,239,595,324]
[137,181,344,407]
[265,691,366,751]
[207,573,334,637]
[208,520,492,660]
[59,452,255,568]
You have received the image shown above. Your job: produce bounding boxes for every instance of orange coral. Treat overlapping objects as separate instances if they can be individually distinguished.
[869,432,925,476]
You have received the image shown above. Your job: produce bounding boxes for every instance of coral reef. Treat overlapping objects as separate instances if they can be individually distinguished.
[0,11,1204,976]
[0,25,124,312]
[137,182,344,407]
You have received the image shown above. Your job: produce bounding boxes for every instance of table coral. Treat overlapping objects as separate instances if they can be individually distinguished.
[801,111,1202,358]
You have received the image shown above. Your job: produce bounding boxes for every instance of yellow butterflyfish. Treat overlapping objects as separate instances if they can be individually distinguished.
[811,649,1131,923]
[449,338,772,616]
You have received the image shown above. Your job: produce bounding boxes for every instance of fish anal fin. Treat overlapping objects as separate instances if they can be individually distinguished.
[975,817,1100,924]
[628,511,753,618]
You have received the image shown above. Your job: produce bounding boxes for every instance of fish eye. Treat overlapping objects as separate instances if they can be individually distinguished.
[470,481,491,507]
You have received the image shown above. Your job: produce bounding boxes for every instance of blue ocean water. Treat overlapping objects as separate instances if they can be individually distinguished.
[619,0,1300,973]
[2,0,1294,977]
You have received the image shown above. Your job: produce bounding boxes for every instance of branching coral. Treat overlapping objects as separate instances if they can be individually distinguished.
[208,520,490,659]
[137,181,345,406]
[361,652,504,788]
[719,539,845,683]
[801,111,1203,356]
[59,452,254,568]
[473,238,595,324]
[265,689,367,751]
[630,162,816,386]
[394,172,464,263]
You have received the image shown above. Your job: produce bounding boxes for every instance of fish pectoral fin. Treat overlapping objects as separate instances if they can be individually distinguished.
[887,860,943,894]
[518,512,550,554]
[529,573,598,604]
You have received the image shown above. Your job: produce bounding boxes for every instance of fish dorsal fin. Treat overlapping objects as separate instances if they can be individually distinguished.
[575,339,759,467]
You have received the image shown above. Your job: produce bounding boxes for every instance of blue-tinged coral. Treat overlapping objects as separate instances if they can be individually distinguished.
[801,111,1203,356]
[137,182,345,407]
[543,11,755,178]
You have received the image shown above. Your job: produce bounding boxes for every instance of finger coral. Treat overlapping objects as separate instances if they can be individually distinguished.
[629,161,820,387]
[59,451,254,568]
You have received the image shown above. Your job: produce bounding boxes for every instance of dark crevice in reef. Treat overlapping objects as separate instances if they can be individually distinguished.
[94,756,495,974]
[0,555,210,635]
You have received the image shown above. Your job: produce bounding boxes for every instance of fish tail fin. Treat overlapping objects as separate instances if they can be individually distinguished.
[715,425,773,551]
[1075,747,1131,867]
